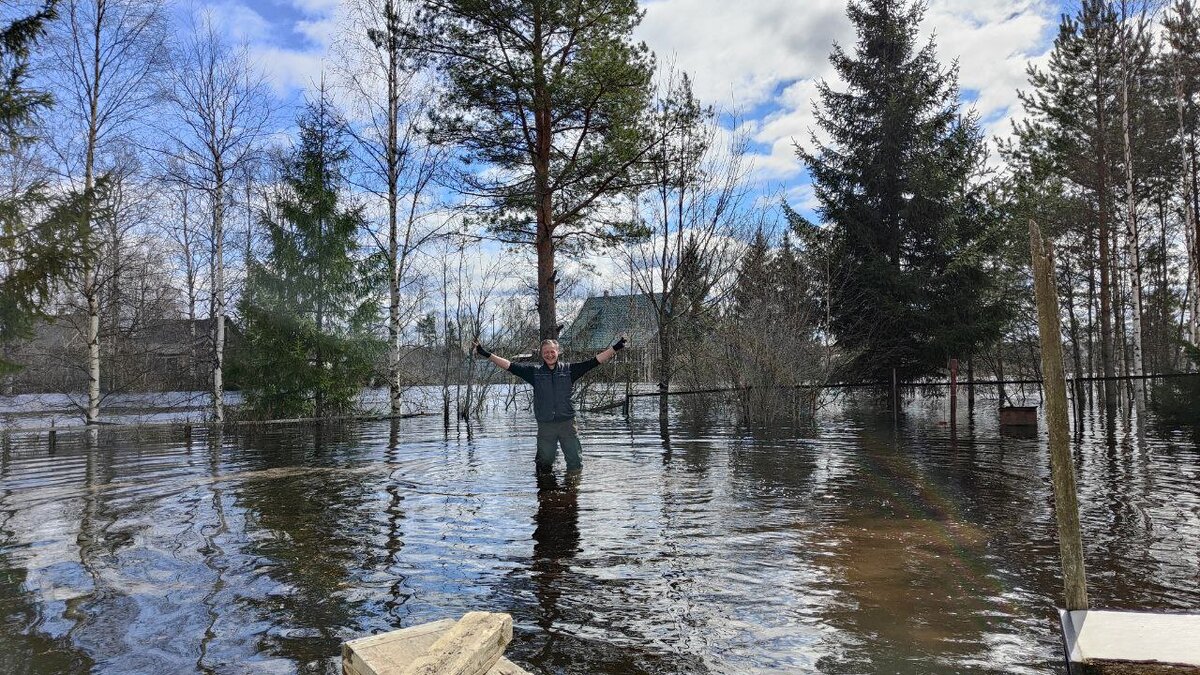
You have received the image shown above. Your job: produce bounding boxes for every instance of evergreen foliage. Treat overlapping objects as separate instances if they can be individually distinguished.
[1152,342,1200,432]
[408,0,655,339]
[234,92,381,419]
[0,1,94,375]
[797,0,1008,383]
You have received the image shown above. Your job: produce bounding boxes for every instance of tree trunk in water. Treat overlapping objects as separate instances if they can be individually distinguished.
[1112,231,1129,409]
[966,358,974,416]
[1178,68,1200,345]
[84,42,100,425]
[1062,259,1087,434]
[184,191,198,388]
[86,277,100,425]
[995,349,1007,408]
[386,10,403,417]
[658,326,671,422]
[1096,122,1117,417]
[211,178,225,425]
[1121,49,1146,414]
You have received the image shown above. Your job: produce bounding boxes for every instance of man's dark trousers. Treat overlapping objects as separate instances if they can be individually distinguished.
[536,419,582,472]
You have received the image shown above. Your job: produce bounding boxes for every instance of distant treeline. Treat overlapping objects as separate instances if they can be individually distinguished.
[0,0,1197,426]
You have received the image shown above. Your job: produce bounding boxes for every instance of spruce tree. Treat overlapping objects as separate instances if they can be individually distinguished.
[0,2,91,375]
[235,91,381,419]
[798,0,1007,385]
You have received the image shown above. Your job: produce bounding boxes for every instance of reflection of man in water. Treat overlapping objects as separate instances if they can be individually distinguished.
[474,335,626,474]
[531,471,581,661]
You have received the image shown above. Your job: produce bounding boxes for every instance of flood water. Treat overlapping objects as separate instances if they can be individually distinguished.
[1,400,1197,674]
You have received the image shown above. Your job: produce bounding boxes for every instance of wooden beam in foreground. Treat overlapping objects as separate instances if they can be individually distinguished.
[1029,219,1089,611]
[1060,609,1200,674]
[343,613,529,675]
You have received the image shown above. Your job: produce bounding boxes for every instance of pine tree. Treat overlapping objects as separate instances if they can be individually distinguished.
[798,0,1007,386]
[235,90,382,419]
[409,0,654,340]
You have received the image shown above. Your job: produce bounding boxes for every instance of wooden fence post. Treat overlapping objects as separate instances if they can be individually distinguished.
[1029,219,1089,611]
[949,358,958,429]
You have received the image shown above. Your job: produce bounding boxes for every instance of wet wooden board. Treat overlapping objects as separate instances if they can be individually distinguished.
[1060,609,1200,674]
[343,616,530,675]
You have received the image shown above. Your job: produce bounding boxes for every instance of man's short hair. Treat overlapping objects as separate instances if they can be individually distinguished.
[539,339,560,353]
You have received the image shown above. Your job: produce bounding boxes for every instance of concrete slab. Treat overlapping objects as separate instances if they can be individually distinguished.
[1060,609,1200,672]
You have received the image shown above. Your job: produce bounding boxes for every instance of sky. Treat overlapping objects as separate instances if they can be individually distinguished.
[211,0,1068,295]
[224,0,1065,186]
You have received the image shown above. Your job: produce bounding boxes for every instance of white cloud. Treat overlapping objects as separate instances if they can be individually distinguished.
[200,1,271,43]
[295,17,339,48]
[637,0,850,108]
[637,0,1058,182]
[253,46,327,96]
[924,1,1054,139]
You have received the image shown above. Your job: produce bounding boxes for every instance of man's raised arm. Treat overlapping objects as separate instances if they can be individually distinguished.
[473,339,511,370]
[596,333,628,364]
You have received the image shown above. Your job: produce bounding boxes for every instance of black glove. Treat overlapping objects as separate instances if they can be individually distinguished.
[475,343,492,358]
[613,336,627,351]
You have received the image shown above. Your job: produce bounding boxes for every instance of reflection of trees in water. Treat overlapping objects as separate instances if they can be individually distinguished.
[230,424,380,670]
[530,470,580,655]
[381,420,411,622]
[0,436,96,674]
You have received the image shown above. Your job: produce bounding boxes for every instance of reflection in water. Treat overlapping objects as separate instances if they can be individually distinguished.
[0,403,1196,674]
[529,471,580,666]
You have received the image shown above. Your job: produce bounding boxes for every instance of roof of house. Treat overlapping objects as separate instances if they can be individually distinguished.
[559,292,660,352]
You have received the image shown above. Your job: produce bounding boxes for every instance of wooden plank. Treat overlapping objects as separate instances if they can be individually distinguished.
[343,616,529,675]
[1060,609,1200,671]
[399,612,513,675]
[344,619,457,675]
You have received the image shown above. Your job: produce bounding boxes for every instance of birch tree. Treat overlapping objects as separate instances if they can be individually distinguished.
[626,71,750,420]
[43,0,165,423]
[335,0,447,416]
[159,12,272,423]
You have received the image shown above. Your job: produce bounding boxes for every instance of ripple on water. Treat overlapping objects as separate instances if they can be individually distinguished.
[1,407,1198,674]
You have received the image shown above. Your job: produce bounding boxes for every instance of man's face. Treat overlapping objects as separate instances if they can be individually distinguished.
[541,344,559,366]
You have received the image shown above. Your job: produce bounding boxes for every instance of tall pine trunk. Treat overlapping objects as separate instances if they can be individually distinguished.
[1178,68,1200,345]
[1120,26,1146,411]
[1096,106,1118,417]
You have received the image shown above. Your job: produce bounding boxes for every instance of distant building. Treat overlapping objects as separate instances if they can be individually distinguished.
[3,315,239,394]
[560,292,660,381]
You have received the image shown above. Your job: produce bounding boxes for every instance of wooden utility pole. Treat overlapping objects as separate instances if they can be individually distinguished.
[1029,220,1089,611]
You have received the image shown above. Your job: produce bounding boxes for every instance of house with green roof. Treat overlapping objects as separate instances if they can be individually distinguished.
[559,292,660,381]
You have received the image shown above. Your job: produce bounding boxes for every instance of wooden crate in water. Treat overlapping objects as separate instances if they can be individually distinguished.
[999,405,1038,427]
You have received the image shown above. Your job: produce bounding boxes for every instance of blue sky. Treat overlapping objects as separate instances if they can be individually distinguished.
[211,0,1067,257]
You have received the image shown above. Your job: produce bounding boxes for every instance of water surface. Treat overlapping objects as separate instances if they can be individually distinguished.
[1,402,1197,674]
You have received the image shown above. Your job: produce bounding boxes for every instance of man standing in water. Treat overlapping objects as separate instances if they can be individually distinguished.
[473,335,627,473]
